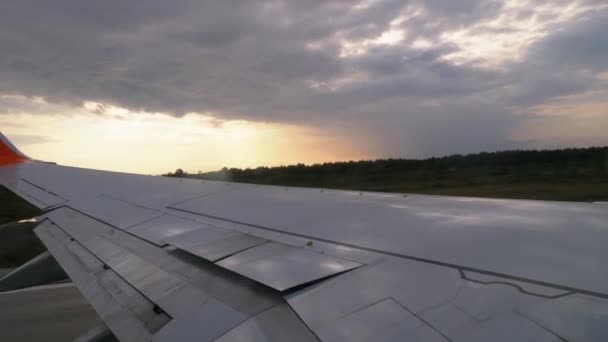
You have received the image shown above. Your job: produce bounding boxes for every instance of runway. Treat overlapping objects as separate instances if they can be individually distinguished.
[0,283,99,341]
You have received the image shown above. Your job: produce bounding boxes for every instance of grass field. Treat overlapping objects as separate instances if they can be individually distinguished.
[202,178,608,202]
[349,179,608,202]
[261,175,608,202]
[173,172,608,202]
[240,179,606,201]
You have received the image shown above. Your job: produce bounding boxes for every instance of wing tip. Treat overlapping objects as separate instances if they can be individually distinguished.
[0,131,30,166]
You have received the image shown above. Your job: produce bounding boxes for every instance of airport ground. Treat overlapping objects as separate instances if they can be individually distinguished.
[0,189,99,341]
[0,282,99,341]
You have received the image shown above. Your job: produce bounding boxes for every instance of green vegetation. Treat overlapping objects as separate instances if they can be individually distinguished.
[165,147,608,202]
[0,222,46,268]
[0,186,43,225]
[0,186,44,267]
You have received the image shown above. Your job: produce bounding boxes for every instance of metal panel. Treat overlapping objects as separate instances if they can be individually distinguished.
[45,206,283,324]
[166,226,267,262]
[174,186,608,296]
[9,160,237,209]
[47,209,211,319]
[398,326,450,342]
[287,258,463,334]
[164,207,313,249]
[451,279,543,321]
[463,271,571,298]
[110,253,183,303]
[519,294,608,341]
[66,242,171,333]
[16,179,65,208]
[90,238,209,318]
[69,196,164,229]
[313,298,449,342]
[215,303,317,342]
[165,223,238,248]
[78,279,153,342]
[319,298,420,341]
[46,208,140,265]
[14,190,47,208]
[153,299,246,342]
[43,207,296,342]
[217,242,361,291]
[304,240,384,265]
[78,235,130,266]
[96,269,171,334]
[450,313,562,342]
[66,240,106,272]
[46,221,74,244]
[50,207,283,318]
[126,214,205,245]
[34,221,153,341]
[421,303,478,338]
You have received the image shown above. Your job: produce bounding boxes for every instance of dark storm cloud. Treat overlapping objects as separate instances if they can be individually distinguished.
[0,1,352,115]
[0,0,606,156]
[529,11,608,71]
[496,9,608,108]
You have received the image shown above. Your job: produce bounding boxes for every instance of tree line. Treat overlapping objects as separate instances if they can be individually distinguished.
[164,147,608,199]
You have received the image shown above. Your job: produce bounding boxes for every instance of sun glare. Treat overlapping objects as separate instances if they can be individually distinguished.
[0,101,367,174]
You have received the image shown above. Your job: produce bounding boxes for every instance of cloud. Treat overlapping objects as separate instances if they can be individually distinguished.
[9,134,56,146]
[495,8,608,108]
[0,0,607,158]
[528,9,608,71]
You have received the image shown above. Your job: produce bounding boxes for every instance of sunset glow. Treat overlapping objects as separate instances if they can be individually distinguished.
[0,101,368,174]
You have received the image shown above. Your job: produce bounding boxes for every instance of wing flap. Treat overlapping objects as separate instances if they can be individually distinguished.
[41,206,315,341]
[0,178,66,209]
[165,225,268,262]
[217,242,361,291]
[69,196,164,229]
[66,242,170,333]
[35,220,158,341]
[215,303,318,342]
[126,214,206,246]
[45,208,211,318]
[16,179,66,208]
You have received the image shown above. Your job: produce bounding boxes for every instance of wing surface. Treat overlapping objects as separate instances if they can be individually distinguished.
[1,132,608,341]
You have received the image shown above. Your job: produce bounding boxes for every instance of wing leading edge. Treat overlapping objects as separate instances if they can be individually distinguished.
[1,131,608,341]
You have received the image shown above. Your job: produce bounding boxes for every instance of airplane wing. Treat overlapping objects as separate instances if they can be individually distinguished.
[1,131,607,341]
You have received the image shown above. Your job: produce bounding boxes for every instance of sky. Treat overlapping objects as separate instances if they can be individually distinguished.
[1,0,607,174]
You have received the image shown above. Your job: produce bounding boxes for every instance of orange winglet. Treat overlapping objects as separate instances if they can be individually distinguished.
[0,133,29,166]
